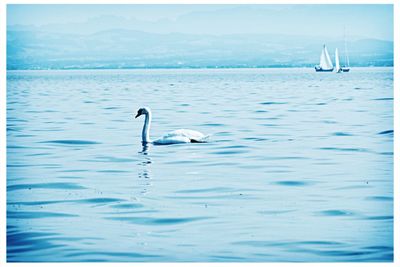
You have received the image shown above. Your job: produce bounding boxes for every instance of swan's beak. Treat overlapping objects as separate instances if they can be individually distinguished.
[135,113,140,118]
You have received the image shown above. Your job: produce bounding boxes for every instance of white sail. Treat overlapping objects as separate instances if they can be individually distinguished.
[335,48,340,72]
[319,45,333,70]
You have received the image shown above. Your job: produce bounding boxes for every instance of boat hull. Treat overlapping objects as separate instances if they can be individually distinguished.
[315,66,334,72]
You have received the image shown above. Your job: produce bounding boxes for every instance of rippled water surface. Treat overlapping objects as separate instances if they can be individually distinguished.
[7,68,393,262]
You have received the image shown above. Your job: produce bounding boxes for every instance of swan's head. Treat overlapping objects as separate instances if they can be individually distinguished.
[135,107,151,118]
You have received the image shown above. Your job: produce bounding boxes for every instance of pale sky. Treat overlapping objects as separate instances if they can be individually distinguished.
[7,4,394,41]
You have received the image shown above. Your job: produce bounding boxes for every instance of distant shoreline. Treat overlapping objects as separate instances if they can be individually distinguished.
[6,66,393,71]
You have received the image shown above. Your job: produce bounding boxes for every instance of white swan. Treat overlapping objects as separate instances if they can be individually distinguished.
[135,107,208,145]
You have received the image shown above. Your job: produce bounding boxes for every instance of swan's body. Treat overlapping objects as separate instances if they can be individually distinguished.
[135,107,208,145]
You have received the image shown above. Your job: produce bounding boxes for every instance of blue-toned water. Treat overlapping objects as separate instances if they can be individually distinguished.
[7,68,393,262]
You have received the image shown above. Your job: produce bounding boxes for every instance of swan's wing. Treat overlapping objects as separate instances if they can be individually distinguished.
[153,134,190,145]
[169,129,210,143]
[153,129,208,145]
[173,129,205,141]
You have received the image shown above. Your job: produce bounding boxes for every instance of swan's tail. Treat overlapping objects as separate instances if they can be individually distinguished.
[192,134,212,143]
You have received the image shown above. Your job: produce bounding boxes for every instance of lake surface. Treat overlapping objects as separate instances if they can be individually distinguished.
[7,68,393,262]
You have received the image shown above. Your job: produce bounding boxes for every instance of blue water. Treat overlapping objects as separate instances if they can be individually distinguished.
[7,68,393,262]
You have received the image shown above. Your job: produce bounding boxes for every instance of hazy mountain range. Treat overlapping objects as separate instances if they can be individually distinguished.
[7,28,393,70]
[7,5,393,69]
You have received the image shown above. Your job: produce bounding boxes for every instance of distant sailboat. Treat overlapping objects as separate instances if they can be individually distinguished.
[341,43,350,72]
[315,45,334,72]
[335,48,342,73]
[341,28,350,72]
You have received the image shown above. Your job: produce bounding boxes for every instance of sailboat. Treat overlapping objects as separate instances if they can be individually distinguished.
[341,28,350,72]
[315,44,334,72]
[335,48,342,73]
[341,42,350,72]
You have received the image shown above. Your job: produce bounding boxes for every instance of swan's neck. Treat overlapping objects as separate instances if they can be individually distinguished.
[142,112,151,144]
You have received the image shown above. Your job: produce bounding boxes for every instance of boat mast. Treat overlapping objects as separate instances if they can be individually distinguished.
[344,26,350,67]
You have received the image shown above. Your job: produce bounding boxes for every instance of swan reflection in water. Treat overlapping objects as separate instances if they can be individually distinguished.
[137,144,152,195]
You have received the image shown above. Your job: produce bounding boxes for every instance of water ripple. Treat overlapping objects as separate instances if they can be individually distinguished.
[274,181,311,187]
[105,216,212,225]
[319,147,369,153]
[365,196,393,202]
[373,97,393,101]
[64,251,160,260]
[378,130,393,135]
[111,203,144,209]
[41,140,101,145]
[260,101,288,105]
[175,187,234,194]
[332,132,353,136]
[8,198,123,206]
[7,182,86,191]
[317,210,355,217]
[8,211,78,219]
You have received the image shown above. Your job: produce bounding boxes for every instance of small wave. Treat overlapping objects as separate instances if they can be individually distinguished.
[175,187,234,194]
[9,198,124,206]
[317,210,355,216]
[218,145,249,149]
[322,120,337,124]
[366,196,393,201]
[373,97,393,101]
[97,170,131,173]
[262,156,308,160]
[8,211,78,219]
[111,203,144,209]
[7,182,86,192]
[365,215,393,220]
[166,160,199,165]
[210,255,247,261]
[242,137,268,141]
[319,147,369,153]
[274,181,310,187]
[76,198,122,204]
[105,216,212,225]
[260,123,279,127]
[65,251,159,260]
[210,150,247,155]
[289,248,370,257]
[258,209,296,215]
[200,123,225,127]
[82,156,135,163]
[214,131,232,136]
[7,145,30,149]
[297,241,344,246]
[7,163,61,168]
[378,130,393,135]
[260,101,288,105]
[7,230,65,257]
[232,240,289,247]
[332,132,353,136]
[41,140,101,145]
[166,194,257,200]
